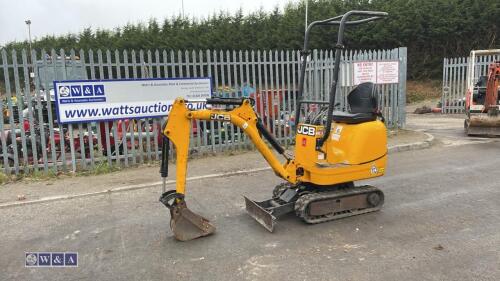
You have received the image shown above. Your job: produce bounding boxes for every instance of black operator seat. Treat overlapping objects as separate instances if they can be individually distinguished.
[332,82,379,124]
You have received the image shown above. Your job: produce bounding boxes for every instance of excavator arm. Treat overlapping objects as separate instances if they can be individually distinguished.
[164,98,296,195]
[159,97,297,241]
[466,60,500,135]
[484,62,500,112]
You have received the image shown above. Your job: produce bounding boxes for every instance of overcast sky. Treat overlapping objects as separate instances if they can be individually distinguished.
[0,0,295,45]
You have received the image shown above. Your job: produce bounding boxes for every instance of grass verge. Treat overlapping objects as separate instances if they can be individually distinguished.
[0,161,123,184]
[0,172,11,185]
[407,80,441,104]
[80,160,122,176]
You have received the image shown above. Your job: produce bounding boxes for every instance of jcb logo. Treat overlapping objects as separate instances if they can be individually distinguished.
[297,125,316,136]
[210,113,231,121]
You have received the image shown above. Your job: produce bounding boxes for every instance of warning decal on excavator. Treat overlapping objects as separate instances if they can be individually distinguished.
[331,125,343,141]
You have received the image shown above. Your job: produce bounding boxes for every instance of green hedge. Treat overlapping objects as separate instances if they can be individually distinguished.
[2,0,499,79]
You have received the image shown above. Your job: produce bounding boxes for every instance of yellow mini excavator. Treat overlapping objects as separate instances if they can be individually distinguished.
[159,10,389,241]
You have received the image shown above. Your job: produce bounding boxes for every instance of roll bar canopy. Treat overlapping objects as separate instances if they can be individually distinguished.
[294,10,388,150]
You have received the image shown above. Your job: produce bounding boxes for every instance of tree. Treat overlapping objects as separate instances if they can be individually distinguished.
[1,0,499,78]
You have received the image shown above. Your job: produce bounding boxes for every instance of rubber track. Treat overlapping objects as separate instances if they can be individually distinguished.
[294,185,384,224]
[272,182,294,198]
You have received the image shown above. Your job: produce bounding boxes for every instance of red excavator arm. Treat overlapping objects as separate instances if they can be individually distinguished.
[484,62,500,112]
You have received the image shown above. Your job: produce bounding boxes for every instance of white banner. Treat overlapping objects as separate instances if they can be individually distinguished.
[54,78,212,123]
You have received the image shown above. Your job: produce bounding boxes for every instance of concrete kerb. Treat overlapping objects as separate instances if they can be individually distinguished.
[0,132,435,209]
[0,167,270,209]
[387,132,435,153]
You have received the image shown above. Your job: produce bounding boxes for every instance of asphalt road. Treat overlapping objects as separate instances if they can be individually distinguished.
[1,140,500,280]
[406,113,485,141]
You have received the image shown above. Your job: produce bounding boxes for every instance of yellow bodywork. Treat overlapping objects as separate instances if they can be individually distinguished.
[164,98,387,195]
[292,122,387,185]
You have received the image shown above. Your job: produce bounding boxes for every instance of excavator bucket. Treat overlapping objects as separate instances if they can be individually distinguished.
[466,113,500,136]
[160,192,216,241]
[169,201,216,241]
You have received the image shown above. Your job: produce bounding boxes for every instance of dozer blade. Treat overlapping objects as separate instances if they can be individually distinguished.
[466,114,500,137]
[170,200,216,241]
[160,191,215,241]
[244,196,277,232]
[244,189,297,232]
[466,125,500,136]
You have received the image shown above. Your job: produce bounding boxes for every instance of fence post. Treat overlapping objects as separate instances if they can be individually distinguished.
[1,50,20,174]
[398,47,407,128]
[11,50,29,173]
[441,57,447,114]
[21,50,39,172]
[0,49,12,174]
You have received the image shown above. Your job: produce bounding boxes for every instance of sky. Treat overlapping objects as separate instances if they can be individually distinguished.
[0,0,295,45]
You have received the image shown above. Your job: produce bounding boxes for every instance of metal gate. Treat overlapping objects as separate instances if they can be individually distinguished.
[442,54,500,114]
